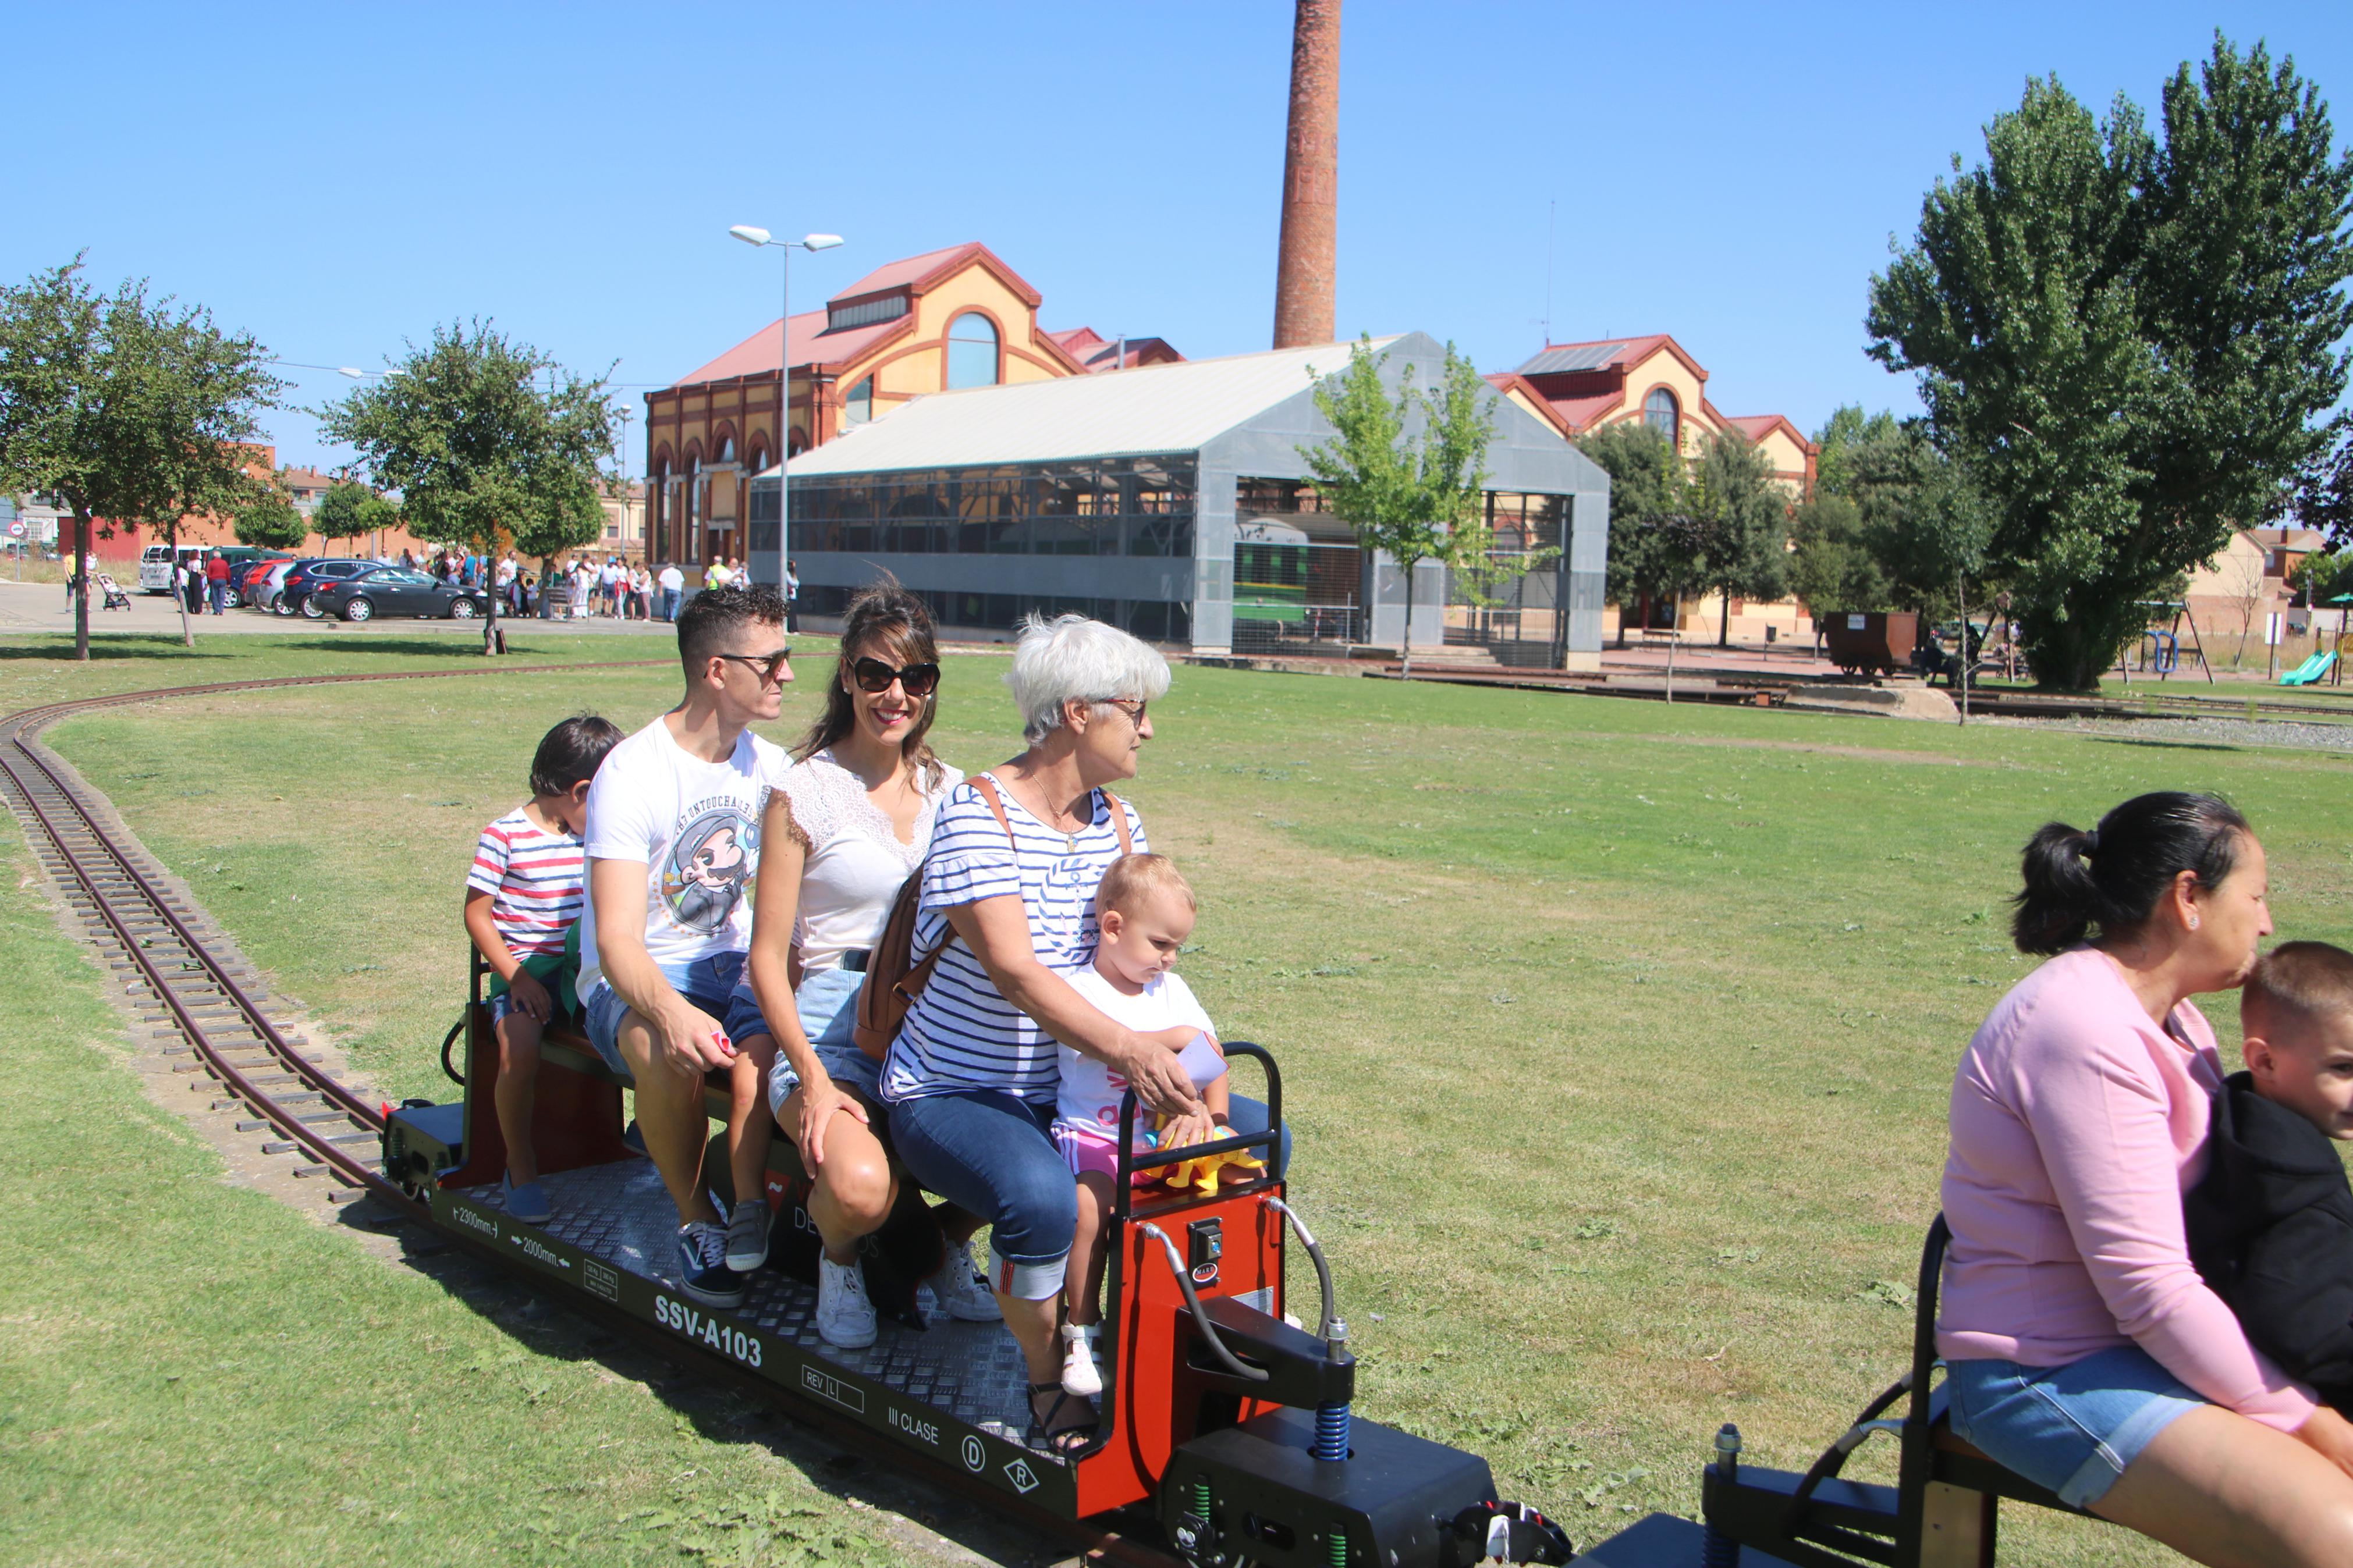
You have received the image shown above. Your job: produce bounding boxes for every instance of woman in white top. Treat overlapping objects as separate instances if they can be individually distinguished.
[745,582,998,1348]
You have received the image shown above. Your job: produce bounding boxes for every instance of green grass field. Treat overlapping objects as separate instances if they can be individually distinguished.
[8,629,2353,1564]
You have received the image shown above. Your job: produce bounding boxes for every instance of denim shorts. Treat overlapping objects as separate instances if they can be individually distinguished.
[580,950,772,1073]
[1945,1345,2206,1508]
[764,965,883,1115]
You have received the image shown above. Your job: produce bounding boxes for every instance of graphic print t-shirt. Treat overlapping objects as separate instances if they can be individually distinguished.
[576,716,785,1005]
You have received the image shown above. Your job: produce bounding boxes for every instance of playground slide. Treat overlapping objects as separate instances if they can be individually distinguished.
[2280,650,2337,686]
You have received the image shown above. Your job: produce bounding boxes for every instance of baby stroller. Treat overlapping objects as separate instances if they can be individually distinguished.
[93,573,133,611]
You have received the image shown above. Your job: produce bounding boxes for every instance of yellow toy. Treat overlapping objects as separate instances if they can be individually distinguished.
[1154,1116,1266,1196]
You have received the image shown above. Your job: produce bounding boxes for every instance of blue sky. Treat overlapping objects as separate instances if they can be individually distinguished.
[5,1,2347,474]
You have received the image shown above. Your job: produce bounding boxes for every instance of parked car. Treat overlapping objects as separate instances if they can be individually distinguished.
[275,558,374,617]
[310,566,490,623]
[231,558,279,607]
[249,559,302,613]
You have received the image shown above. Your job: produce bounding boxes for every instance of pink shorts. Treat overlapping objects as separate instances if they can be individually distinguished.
[1054,1125,1151,1186]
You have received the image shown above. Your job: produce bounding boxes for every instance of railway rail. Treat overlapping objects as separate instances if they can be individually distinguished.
[0,664,1195,1568]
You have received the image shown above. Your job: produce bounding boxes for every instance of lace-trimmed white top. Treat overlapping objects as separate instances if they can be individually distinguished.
[773,748,964,974]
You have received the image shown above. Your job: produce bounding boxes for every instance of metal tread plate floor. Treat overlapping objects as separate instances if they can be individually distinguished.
[446,1158,1084,1502]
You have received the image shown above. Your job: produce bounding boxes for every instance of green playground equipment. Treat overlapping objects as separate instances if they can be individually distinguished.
[2280,649,2338,685]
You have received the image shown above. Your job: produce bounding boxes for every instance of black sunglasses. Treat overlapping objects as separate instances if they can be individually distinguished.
[851,657,941,698]
[714,648,793,684]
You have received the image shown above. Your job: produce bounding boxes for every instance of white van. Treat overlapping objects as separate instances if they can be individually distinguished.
[138,543,207,594]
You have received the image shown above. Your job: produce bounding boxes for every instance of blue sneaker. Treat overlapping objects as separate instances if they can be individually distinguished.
[677,1221,746,1307]
[501,1174,552,1225]
[621,1119,647,1157]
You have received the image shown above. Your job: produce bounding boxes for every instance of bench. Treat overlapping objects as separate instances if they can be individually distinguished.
[438,998,810,1193]
[1701,1213,2096,1567]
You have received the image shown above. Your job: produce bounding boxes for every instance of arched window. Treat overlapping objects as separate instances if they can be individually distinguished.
[746,442,769,477]
[715,433,736,465]
[1643,387,1680,445]
[844,376,874,426]
[946,312,1000,389]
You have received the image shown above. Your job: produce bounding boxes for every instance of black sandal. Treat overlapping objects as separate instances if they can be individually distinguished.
[1027,1381,1100,1457]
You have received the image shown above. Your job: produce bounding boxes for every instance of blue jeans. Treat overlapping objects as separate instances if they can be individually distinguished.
[207,581,226,614]
[580,950,772,1073]
[1946,1346,2205,1509]
[889,1090,1073,1298]
[661,588,680,621]
[764,965,883,1114]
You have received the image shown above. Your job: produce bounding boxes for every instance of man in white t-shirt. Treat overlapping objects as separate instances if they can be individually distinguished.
[580,581,796,1306]
[657,562,685,622]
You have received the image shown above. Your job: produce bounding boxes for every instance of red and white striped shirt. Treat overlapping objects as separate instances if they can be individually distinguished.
[466,808,585,958]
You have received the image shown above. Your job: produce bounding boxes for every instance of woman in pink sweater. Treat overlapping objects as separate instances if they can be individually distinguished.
[1942,791,2353,1565]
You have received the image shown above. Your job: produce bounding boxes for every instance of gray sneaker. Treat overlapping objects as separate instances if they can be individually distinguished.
[723,1196,771,1273]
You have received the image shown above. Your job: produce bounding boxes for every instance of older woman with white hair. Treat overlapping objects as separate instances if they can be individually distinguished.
[883,613,1208,1455]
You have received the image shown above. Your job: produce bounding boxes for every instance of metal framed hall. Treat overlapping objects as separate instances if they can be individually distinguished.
[752,332,1613,669]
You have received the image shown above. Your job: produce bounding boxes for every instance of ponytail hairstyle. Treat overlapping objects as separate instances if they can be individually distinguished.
[793,575,945,792]
[2010,791,2252,955]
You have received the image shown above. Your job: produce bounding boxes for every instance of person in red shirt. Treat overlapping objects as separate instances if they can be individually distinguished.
[204,552,231,614]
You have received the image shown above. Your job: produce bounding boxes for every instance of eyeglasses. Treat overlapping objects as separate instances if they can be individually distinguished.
[714,648,793,685]
[1097,698,1148,724]
[851,657,941,698]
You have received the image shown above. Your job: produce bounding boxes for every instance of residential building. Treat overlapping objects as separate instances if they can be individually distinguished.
[2181,525,2332,648]
[644,241,1180,581]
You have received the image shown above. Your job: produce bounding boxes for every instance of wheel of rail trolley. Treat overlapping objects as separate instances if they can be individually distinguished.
[384,959,1704,1565]
[1695,1213,2111,1566]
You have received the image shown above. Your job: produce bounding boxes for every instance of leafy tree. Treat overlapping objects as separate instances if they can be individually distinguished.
[1687,429,1790,645]
[0,257,280,656]
[314,479,378,554]
[320,320,616,652]
[1812,404,1904,502]
[1574,420,1684,645]
[1788,493,1894,620]
[1297,336,1497,675]
[1868,37,2353,689]
[235,482,309,552]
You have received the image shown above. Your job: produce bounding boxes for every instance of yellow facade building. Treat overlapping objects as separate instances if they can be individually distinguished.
[1489,335,1820,643]
[645,243,1169,571]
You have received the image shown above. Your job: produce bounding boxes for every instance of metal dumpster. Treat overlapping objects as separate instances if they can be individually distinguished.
[1820,611,1917,677]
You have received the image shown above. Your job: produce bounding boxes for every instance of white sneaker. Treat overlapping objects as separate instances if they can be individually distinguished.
[815,1256,878,1349]
[924,1247,1003,1322]
[1060,1322,1102,1398]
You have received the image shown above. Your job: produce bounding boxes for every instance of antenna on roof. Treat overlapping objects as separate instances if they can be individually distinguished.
[1529,200,1559,349]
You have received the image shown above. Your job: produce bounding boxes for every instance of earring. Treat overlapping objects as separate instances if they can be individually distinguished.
[2189,915,2201,931]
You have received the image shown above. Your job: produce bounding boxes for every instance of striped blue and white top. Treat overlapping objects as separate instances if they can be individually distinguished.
[882,774,1147,1105]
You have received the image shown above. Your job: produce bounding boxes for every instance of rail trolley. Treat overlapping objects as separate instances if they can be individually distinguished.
[389,965,1727,1566]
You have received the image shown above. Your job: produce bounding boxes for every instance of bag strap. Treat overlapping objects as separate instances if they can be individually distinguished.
[975,773,1132,855]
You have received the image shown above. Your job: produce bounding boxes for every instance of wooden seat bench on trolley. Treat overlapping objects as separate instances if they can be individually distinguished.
[1698,1213,2113,1568]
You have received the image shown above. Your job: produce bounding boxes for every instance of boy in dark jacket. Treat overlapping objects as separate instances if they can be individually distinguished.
[2184,941,2353,1411]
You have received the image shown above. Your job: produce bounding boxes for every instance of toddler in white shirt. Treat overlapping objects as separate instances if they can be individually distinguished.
[1052,852,1229,1395]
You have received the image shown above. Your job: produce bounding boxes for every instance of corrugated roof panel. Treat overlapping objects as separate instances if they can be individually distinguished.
[774,338,1403,477]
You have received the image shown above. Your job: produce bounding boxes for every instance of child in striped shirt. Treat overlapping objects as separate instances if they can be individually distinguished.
[464,714,624,1222]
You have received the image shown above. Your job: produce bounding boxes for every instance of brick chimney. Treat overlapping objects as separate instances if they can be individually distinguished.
[1272,0,1340,349]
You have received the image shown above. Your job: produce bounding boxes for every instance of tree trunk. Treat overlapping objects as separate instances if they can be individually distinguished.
[1665,614,1677,705]
[1719,588,1731,647]
[1399,560,1414,679]
[1955,570,1969,726]
[72,510,91,662]
[173,531,194,650]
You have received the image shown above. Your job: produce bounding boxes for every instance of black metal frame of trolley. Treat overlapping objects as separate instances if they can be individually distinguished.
[1697,1214,2117,1567]
[387,962,1697,1566]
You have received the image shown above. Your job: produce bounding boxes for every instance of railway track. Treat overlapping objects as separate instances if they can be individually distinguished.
[0,663,1175,1568]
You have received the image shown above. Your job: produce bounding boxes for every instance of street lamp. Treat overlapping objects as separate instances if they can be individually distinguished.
[729,226,843,589]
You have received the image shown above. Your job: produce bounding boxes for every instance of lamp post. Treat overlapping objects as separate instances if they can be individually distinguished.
[728,226,842,589]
